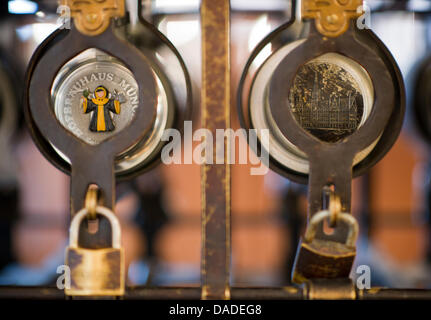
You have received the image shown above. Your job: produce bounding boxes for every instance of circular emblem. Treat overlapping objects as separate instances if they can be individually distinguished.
[52,51,139,145]
[289,58,364,143]
[249,42,376,174]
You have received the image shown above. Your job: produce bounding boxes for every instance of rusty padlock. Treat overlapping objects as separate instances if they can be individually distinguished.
[65,206,125,296]
[292,210,359,284]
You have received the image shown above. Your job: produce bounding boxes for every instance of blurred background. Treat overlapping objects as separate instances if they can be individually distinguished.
[0,0,430,289]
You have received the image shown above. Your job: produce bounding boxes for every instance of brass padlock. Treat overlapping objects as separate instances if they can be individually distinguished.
[65,206,125,296]
[292,210,359,284]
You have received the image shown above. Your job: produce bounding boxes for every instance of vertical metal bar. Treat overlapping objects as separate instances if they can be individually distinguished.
[200,0,231,300]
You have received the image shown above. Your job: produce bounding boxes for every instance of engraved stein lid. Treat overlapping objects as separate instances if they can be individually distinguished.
[249,39,377,175]
[50,48,174,174]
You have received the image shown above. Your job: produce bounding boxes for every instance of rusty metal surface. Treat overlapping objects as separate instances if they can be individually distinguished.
[1,286,431,300]
[66,248,124,296]
[25,24,157,249]
[292,240,356,283]
[200,0,231,300]
[306,278,356,300]
[237,8,404,186]
[302,0,363,38]
[59,0,126,36]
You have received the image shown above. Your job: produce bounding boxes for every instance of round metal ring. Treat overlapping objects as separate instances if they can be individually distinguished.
[238,22,405,183]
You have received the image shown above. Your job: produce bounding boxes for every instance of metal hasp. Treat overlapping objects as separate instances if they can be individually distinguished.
[200,0,231,300]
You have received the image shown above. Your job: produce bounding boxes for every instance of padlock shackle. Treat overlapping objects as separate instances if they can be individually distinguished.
[304,210,359,247]
[69,206,121,249]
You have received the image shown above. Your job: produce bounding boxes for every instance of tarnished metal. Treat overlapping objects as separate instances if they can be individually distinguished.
[289,54,368,143]
[2,285,431,300]
[268,23,403,224]
[238,4,404,286]
[249,49,376,176]
[65,206,125,296]
[16,0,413,302]
[27,6,192,180]
[25,23,157,250]
[328,190,341,227]
[84,184,101,220]
[237,5,404,185]
[412,56,431,144]
[200,0,231,300]
[51,52,139,145]
[412,56,431,263]
[306,278,356,300]
[302,0,364,37]
[292,210,358,283]
[59,0,125,36]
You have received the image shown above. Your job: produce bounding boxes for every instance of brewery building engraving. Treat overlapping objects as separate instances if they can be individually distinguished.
[289,62,364,142]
